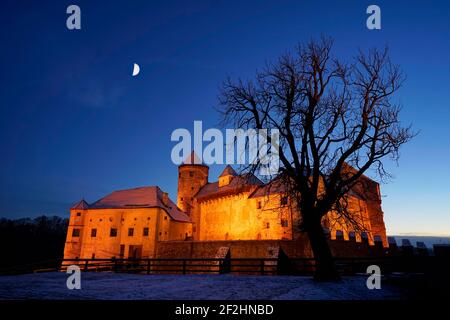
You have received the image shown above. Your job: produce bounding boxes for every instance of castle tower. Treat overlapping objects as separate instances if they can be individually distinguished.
[63,199,89,260]
[218,165,237,187]
[177,151,209,214]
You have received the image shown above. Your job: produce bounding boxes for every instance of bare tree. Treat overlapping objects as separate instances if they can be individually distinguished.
[218,36,414,281]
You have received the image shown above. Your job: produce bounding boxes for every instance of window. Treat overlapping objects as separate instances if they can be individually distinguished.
[266,222,270,229]
[257,201,262,209]
[181,197,183,201]
[280,196,288,206]
[76,212,81,216]
[110,228,117,237]
[72,229,80,237]
[91,228,97,237]
[128,228,134,236]
[281,219,289,227]
[189,171,194,177]
[91,253,95,259]
[143,227,149,236]
[164,216,168,220]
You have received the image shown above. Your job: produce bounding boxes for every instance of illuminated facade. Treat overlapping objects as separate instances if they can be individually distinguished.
[63,153,388,260]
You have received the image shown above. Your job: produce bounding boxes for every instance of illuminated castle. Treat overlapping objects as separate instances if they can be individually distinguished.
[63,152,387,260]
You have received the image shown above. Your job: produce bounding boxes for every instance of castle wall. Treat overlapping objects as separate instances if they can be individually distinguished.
[198,192,293,241]
[63,207,191,260]
[326,196,375,245]
[155,237,313,259]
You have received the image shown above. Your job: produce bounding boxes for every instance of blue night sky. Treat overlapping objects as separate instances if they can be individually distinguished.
[0,0,449,235]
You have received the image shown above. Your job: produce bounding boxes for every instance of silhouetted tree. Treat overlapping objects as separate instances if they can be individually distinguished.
[218,36,414,281]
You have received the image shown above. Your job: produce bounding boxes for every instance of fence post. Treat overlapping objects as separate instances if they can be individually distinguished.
[147,260,151,275]
[112,258,117,273]
[84,260,89,272]
[182,259,187,275]
[260,259,265,275]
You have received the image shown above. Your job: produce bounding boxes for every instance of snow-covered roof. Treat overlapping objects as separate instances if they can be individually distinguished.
[196,173,263,201]
[71,199,89,210]
[88,186,191,222]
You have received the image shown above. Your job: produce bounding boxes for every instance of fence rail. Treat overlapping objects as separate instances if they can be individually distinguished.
[1,255,448,276]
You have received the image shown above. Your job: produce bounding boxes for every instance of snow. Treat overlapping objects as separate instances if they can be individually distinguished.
[0,272,406,300]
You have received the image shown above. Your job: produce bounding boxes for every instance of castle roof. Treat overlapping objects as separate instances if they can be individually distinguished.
[219,165,237,177]
[88,186,190,222]
[71,199,90,210]
[249,179,287,198]
[181,151,205,166]
[196,173,263,201]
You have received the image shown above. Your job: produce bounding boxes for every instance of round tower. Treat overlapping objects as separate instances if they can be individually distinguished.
[177,151,209,214]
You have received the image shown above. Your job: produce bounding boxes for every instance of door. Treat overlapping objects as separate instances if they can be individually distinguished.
[128,245,142,259]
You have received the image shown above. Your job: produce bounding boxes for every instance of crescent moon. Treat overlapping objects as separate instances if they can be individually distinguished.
[132,63,140,76]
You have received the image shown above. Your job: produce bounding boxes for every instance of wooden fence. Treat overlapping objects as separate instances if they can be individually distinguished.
[1,255,448,276]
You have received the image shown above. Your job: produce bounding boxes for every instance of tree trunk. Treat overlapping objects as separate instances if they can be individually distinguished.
[307,222,341,281]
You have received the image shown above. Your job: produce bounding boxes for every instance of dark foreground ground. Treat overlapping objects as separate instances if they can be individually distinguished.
[0,272,409,300]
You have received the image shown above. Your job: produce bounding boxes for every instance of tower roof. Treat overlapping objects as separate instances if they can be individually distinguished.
[182,151,205,165]
[71,199,89,210]
[219,165,237,177]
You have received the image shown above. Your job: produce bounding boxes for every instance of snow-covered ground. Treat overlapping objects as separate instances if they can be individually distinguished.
[0,272,406,300]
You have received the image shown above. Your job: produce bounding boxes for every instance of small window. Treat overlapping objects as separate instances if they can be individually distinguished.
[91,228,97,237]
[143,227,149,236]
[110,228,117,237]
[189,171,194,177]
[72,229,80,237]
[281,196,288,206]
[91,253,95,259]
[159,232,162,236]
[164,231,167,235]
[191,187,194,190]
[181,197,184,201]
[128,228,134,237]
[257,201,261,209]
[164,216,168,220]
[76,212,81,216]
[281,219,289,227]
[266,222,270,229]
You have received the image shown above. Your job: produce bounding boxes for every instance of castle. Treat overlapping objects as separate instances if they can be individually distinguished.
[63,152,388,261]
